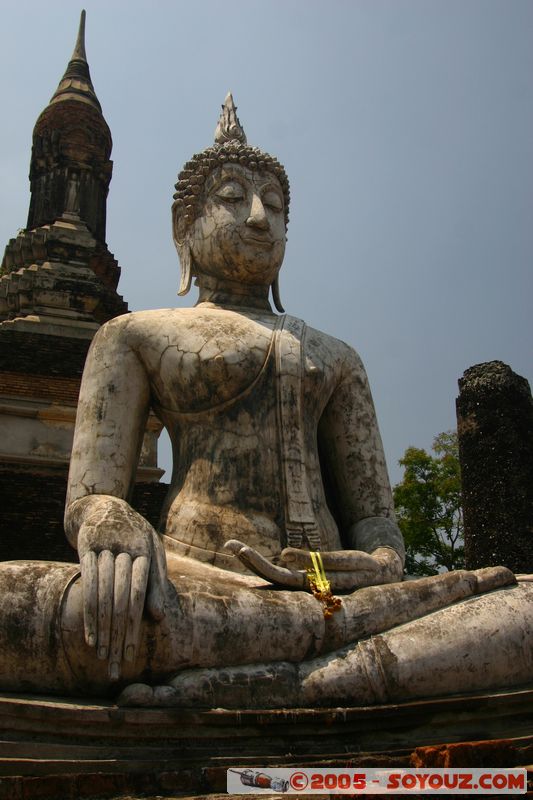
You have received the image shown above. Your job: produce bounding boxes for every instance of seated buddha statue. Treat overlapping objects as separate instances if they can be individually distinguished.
[0,96,531,707]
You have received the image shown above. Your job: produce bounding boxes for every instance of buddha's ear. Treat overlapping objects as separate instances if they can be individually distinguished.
[172,203,193,297]
[177,241,193,297]
[271,275,285,313]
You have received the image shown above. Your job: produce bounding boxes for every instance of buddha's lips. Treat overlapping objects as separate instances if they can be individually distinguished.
[239,233,274,248]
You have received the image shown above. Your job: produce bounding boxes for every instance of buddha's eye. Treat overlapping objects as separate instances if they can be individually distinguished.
[215,182,245,203]
[262,191,283,212]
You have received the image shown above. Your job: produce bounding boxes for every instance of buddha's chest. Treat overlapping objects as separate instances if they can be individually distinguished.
[144,308,280,414]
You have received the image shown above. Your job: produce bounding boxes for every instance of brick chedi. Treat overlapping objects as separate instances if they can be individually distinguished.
[0,10,126,326]
[0,11,166,561]
[26,13,112,250]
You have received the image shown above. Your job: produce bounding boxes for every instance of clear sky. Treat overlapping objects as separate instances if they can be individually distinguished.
[1,0,532,485]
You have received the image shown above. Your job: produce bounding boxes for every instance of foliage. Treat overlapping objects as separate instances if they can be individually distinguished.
[393,431,464,576]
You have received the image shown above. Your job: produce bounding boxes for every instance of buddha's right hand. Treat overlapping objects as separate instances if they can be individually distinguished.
[67,496,167,681]
[224,540,402,591]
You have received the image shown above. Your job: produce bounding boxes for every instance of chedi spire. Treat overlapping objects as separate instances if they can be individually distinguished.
[72,8,88,60]
[26,10,112,242]
[50,10,101,112]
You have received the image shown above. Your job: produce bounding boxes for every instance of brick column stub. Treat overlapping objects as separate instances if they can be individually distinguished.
[456,360,533,572]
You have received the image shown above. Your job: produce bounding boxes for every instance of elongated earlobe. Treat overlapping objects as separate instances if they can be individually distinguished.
[271,275,285,313]
[178,242,193,296]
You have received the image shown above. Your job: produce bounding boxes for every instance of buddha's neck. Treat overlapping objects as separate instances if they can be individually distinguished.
[195,274,273,312]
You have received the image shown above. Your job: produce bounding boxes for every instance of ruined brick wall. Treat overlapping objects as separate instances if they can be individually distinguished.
[0,470,76,561]
[0,470,169,563]
[0,328,168,563]
[0,372,80,404]
[0,330,90,380]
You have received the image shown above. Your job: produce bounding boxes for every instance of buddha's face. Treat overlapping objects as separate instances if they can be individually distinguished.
[188,164,286,286]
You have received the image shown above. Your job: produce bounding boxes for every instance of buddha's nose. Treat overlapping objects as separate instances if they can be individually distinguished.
[246,193,269,230]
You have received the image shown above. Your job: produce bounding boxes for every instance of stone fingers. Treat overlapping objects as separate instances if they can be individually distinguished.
[109,552,132,681]
[124,555,150,663]
[278,547,406,591]
[146,531,167,621]
[90,549,154,677]
[97,549,114,659]
[280,547,379,572]
[80,551,98,647]
[224,539,306,587]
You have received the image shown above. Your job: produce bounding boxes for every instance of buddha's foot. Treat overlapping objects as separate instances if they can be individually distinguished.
[117,662,303,708]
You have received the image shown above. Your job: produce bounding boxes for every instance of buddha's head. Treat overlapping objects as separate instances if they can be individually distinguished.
[172,94,290,310]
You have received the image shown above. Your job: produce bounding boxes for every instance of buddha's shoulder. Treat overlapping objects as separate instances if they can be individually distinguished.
[98,307,210,339]
[97,306,278,349]
[303,320,363,368]
[97,309,363,371]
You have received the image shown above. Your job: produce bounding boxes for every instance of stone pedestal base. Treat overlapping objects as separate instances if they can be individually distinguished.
[0,687,531,798]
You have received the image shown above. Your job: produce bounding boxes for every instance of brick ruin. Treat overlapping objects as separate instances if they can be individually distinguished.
[457,360,533,573]
[0,11,167,561]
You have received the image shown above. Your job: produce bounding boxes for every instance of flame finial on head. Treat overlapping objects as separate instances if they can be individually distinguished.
[214,92,247,145]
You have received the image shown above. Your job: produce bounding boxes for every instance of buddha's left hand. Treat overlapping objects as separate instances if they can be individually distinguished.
[223,541,403,591]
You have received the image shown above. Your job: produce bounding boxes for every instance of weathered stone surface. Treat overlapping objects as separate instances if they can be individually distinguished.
[457,360,533,572]
[67,304,398,573]
[0,92,531,711]
[0,689,530,788]
[0,690,531,798]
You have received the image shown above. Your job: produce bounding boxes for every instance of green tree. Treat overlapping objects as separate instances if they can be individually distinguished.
[393,431,464,576]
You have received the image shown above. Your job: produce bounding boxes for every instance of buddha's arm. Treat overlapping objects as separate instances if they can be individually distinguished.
[65,318,166,680]
[227,345,405,591]
[247,346,404,589]
[312,345,405,582]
